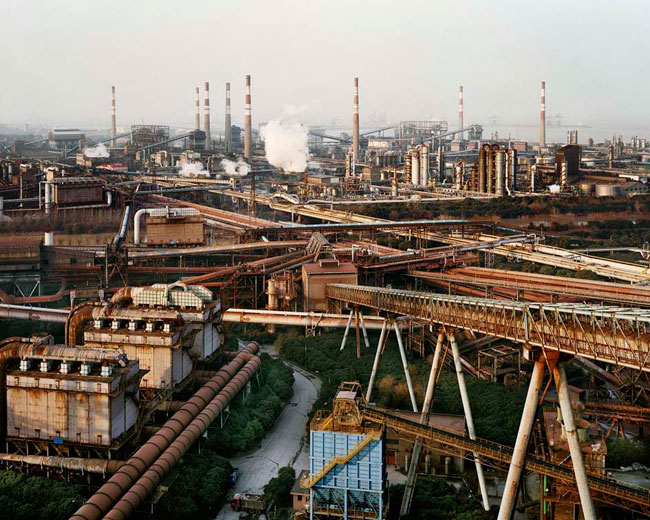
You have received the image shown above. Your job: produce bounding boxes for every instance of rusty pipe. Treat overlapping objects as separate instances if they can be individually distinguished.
[70,342,259,520]
[104,354,261,520]
[0,454,124,474]
[66,302,94,345]
[17,343,128,366]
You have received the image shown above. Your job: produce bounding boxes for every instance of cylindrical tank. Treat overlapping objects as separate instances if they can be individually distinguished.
[455,163,462,190]
[44,232,54,246]
[495,151,505,196]
[420,144,429,186]
[411,150,420,185]
[391,179,398,197]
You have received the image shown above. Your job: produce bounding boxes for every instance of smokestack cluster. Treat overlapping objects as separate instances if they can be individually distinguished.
[203,81,211,148]
[244,75,252,161]
[540,81,546,148]
[458,85,464,133]
[110,86,116,147]
[353,77,359,160]
[225,82,232,153]
[195,87,201,131]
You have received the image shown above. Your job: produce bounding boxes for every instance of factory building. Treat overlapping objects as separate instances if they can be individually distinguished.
[48,129,85,150]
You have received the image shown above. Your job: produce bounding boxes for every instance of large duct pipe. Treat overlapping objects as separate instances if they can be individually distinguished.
[244,75,252,160]
[0,453,125,474]
[103,355,262,520]
[195,86,201,131]
[70,343,259,520]
[203,81,211,148]
[225,82,232,153]
[111,86,117,147]
[353,77,360,161]
[458,85,463,134]
[540,81,546,148]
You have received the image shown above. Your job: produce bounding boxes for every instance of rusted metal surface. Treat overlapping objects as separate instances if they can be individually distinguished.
[70,342,259,520]
[0,303,69,323]
[0,453,125,474]
[103,354,261,520]
[327,284,650,372]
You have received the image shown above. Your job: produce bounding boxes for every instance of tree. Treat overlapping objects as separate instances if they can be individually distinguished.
[264,466,296,509]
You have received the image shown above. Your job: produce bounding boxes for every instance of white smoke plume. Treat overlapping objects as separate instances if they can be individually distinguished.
[83,143,110,158]
[260,114,308,173]
[220,158,250,177]
[179,161,210,177]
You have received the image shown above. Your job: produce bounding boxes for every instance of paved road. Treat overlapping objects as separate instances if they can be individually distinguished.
[215,344,320,520]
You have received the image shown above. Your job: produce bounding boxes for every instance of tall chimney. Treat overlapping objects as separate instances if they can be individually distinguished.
[458,85,464,133]
[540,81,546,148]
[225,82,232,153]
[244,75,252,161]
[353,77,360,161]
[203,81,211,148]
[195,87,201,130]
[110,86,116,147]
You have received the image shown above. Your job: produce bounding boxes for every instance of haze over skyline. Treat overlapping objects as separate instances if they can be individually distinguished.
[2,0,649,136]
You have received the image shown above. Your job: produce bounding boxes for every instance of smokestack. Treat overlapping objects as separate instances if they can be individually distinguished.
[203,81,211,148]
[244,75,252,161]
[353,77,360,161]
[195,87,201,131]
[540,81,546,148]
[458,86,464,134]
[225,82,232,154]
[110,86,116,147]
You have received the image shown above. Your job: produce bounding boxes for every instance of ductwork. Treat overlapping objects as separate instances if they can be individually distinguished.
[17,342,128,366]
[103,354,262,520]
[66,302,95,345]
[70,342,259,520]
[0,454,125,475]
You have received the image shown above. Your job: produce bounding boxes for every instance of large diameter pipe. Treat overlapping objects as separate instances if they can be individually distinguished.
[70,343,259,520]
[353,77,360,161]
[449,333,490,511]
[497,359,545,520]
[103,355,261,520]
[203,81,211,148]
[244,75,252,160]
[553,364,597,520]
[225,82,232,153]
[0,453,124,474]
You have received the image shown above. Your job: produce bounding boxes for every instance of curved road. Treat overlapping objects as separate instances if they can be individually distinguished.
[216,344,320,520]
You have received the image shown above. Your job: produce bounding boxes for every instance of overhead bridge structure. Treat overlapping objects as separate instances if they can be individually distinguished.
[327,284,650,373]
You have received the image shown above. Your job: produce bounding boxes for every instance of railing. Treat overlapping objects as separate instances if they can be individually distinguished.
[327,284,650,372]
[301,430,382,489]
[361,405,650,513]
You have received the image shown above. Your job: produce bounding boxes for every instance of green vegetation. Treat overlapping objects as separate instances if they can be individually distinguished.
[0,471,84,520]
[276,331,525,446]
[389,479,491,520]
[157,452,233,519]
[264,466,296,519]
[0,320,65,343]
[205,352,294,455]
[606,439,650,469]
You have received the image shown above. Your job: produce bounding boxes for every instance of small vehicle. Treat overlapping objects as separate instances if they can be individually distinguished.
[229,468,240,486]
[231,492,266,513]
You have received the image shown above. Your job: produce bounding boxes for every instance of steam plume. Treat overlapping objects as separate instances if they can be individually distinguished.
[83,143,110,158]
[179,161,209,177]
[260,114,308,173]
[220,158,250,176]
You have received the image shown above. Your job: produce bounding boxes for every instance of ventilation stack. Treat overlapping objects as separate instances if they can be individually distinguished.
[203,81,211,149]
[420,144,429,186]
[110,86,116,147]
[540,81,546,148]
[458,86,464,135]
[225,82,232,154]
[353,77,360,161]
[195,87,200,131]
[244,75,252,161]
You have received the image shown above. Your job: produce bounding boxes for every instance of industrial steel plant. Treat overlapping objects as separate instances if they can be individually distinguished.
[1,2,650,520]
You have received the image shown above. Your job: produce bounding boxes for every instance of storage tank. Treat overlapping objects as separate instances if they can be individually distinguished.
[411,150,420,185]
[595,184,622,197]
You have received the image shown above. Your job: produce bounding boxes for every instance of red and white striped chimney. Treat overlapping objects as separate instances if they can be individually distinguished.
[540,81,546,148]
[195,87,201,130]
[203,81,211,148]
[352,77,359,160]
[458,86,464,133]
[244,75,252,160]
[110,86,116,147]
[225,82,232,153]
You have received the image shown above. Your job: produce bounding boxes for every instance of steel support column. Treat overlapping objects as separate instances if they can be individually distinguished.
[366,320,388,402]
[394,320,418,412]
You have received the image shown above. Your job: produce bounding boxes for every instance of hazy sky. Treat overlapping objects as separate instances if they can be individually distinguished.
[1,0,649,134]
